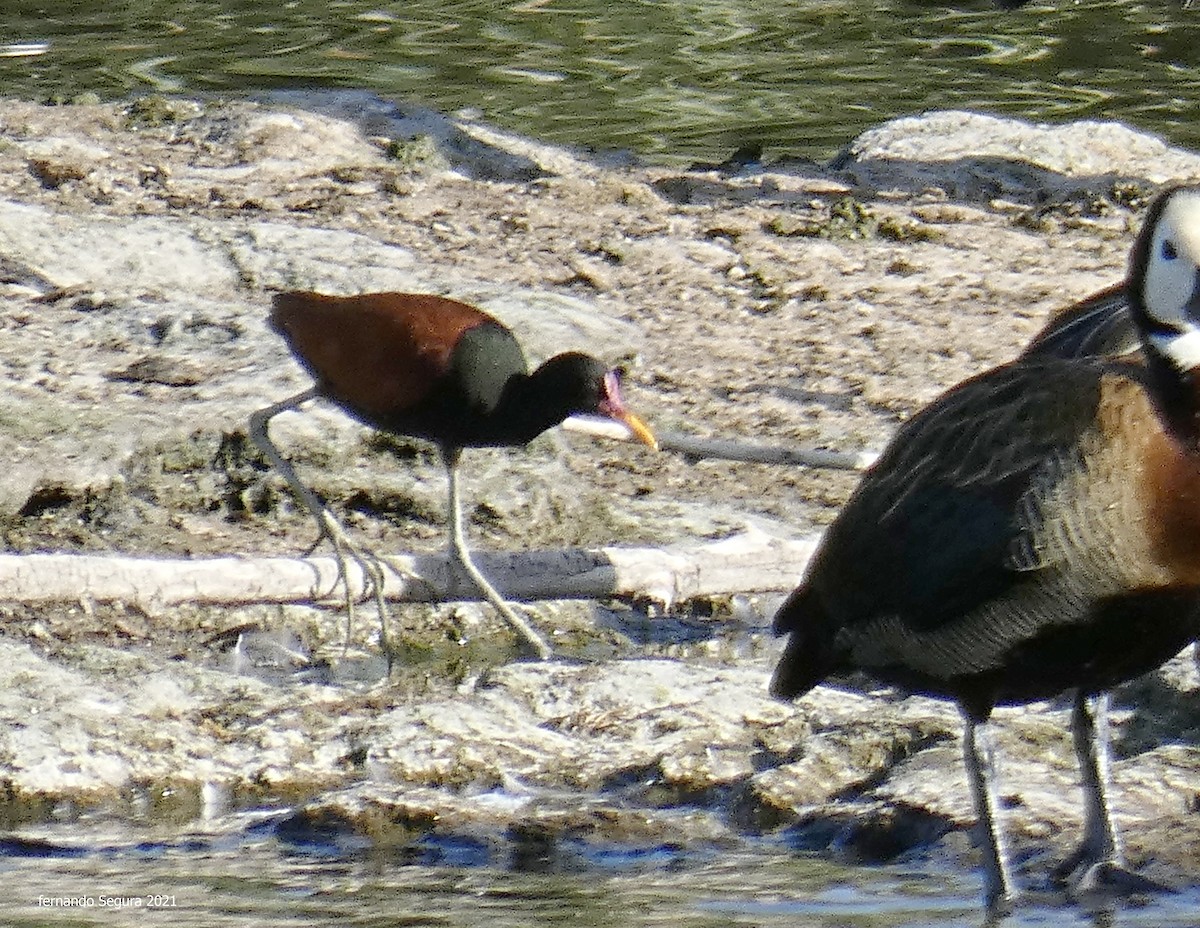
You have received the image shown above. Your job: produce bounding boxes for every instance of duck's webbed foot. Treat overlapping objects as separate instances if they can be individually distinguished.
[1054,852,1172,898]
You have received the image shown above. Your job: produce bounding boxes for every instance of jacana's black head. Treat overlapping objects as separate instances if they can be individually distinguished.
[520,352,658,449]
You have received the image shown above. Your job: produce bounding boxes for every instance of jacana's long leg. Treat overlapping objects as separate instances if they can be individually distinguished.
[249,389,397,653]
[1055,691,1167,895]
[962,710,1018,914]
[444,450,553,661]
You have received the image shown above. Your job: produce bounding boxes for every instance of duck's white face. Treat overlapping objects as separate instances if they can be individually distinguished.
[1143,187,1200,370]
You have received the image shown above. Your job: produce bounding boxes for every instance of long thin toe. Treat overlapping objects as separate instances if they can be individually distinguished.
[509,616,553,661]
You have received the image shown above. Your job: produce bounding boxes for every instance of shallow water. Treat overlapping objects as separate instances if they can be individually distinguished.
[2,822,1199,928]
[1,1,1199,163]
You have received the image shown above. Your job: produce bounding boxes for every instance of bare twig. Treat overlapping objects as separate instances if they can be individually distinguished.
[562,416,878,471]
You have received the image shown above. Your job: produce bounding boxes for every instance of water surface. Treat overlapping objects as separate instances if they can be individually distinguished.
[1,1,1199,162]
[5,823,1200,927]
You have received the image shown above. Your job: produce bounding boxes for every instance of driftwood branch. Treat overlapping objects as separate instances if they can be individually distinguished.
[0,528,819,612]
[656,431,878,470]
[561,416,878,471]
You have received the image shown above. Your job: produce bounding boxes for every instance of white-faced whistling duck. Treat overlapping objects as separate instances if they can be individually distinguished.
[771,184,1200,913]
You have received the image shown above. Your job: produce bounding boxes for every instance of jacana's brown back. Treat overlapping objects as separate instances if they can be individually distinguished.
[270,292,492,423]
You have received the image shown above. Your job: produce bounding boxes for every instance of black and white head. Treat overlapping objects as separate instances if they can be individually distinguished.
[1131,185,1200,373]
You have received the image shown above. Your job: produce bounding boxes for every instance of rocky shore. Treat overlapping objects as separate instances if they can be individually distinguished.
[1,93,1199,893]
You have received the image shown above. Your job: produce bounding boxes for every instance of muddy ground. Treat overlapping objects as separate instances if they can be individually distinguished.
[1,94,1199,905]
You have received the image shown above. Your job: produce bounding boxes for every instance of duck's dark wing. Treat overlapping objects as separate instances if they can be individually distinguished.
[1021,284,1139,361]
[771,358,1113,699]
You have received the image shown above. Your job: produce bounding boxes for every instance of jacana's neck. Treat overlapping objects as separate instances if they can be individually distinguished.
[487,356,593,446]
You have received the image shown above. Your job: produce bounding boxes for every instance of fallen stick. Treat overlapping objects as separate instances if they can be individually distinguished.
[0,528,819,612]
[656,431,878,470]
[561,416,879,471]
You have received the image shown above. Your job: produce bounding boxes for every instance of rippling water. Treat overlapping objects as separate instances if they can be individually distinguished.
[4,823,1200,927]
[1,1,1199,162]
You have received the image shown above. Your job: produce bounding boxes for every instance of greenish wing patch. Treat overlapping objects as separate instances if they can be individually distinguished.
[448,321,529,414]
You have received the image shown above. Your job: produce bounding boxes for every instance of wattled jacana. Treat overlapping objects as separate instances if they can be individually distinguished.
[251,291,657,660]
[771,185,1200,912]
